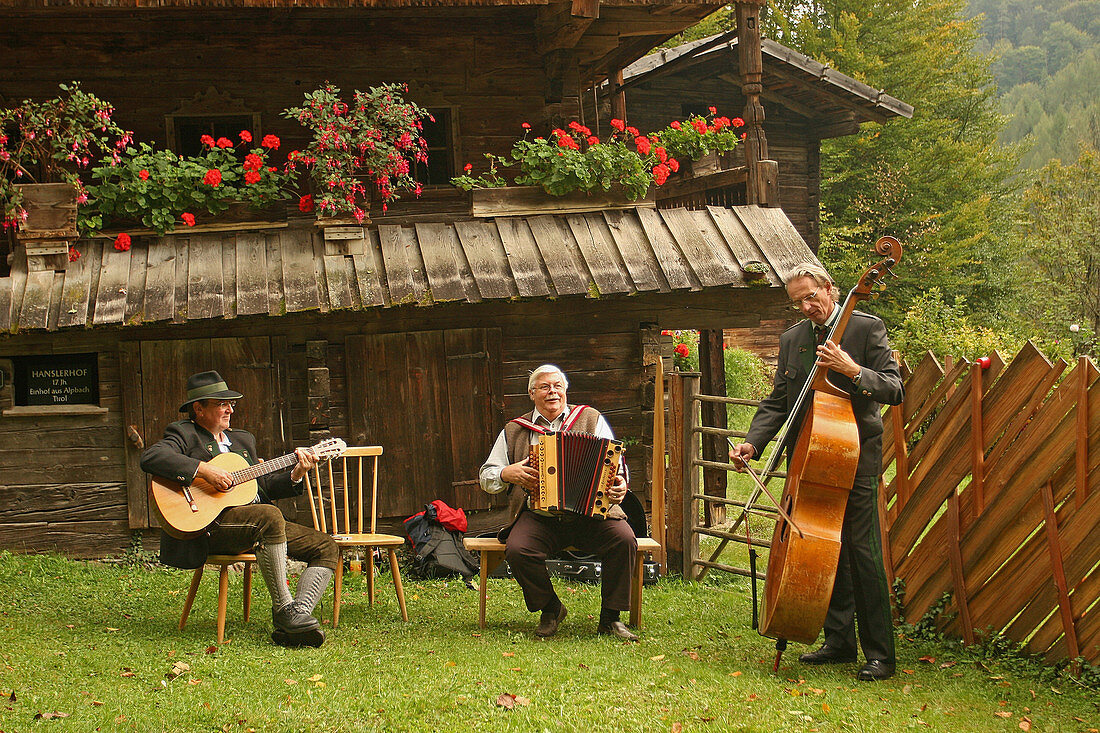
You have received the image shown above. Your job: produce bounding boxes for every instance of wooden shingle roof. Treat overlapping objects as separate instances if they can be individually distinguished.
[0,205,814,333]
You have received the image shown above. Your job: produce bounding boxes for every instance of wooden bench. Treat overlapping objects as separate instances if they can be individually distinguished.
[463,536,661,630]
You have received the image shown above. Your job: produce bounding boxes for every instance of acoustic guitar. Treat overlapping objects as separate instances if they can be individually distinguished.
[150,437,347,540]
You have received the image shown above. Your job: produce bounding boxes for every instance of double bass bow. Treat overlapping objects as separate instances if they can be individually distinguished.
[733,236,903,671]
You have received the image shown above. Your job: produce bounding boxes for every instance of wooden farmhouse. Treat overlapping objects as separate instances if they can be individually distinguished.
[1,0,869,557]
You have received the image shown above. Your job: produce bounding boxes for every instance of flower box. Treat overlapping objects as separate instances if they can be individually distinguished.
[469,185,655,218]
[99,200,288,238]
[14,183,78,241]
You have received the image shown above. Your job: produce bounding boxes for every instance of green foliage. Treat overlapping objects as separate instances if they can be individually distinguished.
[890,287,1021,362]
[1007,143,1100,355]
[283,82,431,218]
[80,138,295,236]
[0,82,130,226]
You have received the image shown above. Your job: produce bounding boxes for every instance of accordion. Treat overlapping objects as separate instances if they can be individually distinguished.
[528,431,624,519]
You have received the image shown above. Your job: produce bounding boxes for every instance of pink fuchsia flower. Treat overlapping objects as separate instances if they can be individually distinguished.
[674,343,689,357]
[298,195,315,213]
[114,233,131,252]
[239,130,253,143]
[181,212,196,226]
[216,137,233,148]
[139,169,150,180]
[202,169,222,186]
[261,134,280,149]
[200,134,215,147]
[244,170,261,184]
[76,192,88,205]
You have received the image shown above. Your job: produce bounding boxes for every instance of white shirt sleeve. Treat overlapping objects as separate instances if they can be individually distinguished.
[478,428,511,495]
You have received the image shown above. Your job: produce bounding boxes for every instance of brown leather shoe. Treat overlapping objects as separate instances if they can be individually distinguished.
[534,604,567,638]
[597,620,639,642]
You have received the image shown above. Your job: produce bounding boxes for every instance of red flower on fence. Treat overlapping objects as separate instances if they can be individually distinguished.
[114,232,131,252]
[68,246,81,262]
[181,212,196,226]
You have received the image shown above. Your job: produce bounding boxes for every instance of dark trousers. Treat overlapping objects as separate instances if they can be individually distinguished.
[505,510,637,612]
[210,504,339,571]
[822,474,895,663]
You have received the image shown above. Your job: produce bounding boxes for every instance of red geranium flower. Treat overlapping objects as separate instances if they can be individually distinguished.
[587,135,599,146]
[181,212,196,226]
[261,134,281,149]
[138,169,150,180]
[732,117,745,128]
[610,119,625,132]
[298,194,315,213]
[114,233,131,252]
[243,153,263,171]
[522,122,532,129]
[709,106,717,114]
[202,169,222,187]
[691,119,708,135]
[669,158,680,173]
[670,120,681,130]
[216,137,233,148]
[463,163,473,172]
[634,136,651,155]
[200,134,215,147]
[239,130,253,143]
[674,343,690,358]
[68,246,81,262]
[244,170,261,184]
[652,163,670,186]
[626,126,639,136]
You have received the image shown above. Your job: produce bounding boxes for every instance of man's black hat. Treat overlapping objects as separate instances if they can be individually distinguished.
[179,370,243,412]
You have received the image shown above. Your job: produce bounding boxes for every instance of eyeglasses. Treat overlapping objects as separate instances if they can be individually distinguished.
[207,399,237,409]
[789,290,819,309]
[533,383,566,394]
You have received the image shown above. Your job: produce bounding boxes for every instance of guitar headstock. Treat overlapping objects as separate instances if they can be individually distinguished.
[309,438,348,462]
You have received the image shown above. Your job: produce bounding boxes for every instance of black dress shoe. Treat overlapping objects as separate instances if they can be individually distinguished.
[534,604,567,638]
[271,627,325,648]
[799,645,857,665]
[273,602,320,634]
[857,659,896,681]
[597,620,639,641]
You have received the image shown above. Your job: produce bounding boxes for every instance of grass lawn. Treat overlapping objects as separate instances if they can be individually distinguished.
[0,550,1096,733]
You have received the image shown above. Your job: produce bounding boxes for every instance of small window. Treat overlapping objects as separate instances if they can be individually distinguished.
[172,115,254,157]
[415,108,456,186]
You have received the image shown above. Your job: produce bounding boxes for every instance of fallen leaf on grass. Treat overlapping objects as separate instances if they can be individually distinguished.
[188,679,202,686]
[939,661,957,668]
[902,669,914,675]
[34,711,70,720]
[995,711,1012,718]
[205,645,218,655]
[918,656,936,663]
[822,703,830,713]
[502,652,515,657]
[1019,718,1032,731]
[91,699,104,706]
[671,723,683,733]
[650,655,665,662]
[683,651,700,661]
[902,685,912,694]
[730,671,742,677]
[285,679,298,685]
[308,674,323,682]
[495,693,531,709]
[120,670,135,678]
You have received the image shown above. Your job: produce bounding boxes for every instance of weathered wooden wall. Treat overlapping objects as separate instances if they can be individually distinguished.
[610,81,822,251]
[0,8,577,203]
[0,287,789,557]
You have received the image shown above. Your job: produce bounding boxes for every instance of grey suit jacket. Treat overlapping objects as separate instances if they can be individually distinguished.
[744,310,904,479]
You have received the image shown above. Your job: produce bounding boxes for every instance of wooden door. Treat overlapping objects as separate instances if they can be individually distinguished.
[345,328,502,518]
[121,336,283,529]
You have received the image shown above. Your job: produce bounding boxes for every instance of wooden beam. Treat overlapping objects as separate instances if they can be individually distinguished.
[1040,481,1080,660]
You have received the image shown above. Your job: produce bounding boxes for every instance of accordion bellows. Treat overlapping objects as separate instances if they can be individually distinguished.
[529,431,624,518]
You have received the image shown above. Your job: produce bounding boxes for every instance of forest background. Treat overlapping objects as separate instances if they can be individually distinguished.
[668,0,1100,363]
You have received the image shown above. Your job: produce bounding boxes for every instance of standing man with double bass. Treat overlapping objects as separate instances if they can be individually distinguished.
[730,262,904,681]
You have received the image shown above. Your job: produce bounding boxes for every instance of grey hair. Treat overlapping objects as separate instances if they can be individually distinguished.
[528,364,569,392]
[789,262,838,301]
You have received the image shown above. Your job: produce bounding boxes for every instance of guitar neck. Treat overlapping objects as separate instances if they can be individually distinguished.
[229,451,301,486]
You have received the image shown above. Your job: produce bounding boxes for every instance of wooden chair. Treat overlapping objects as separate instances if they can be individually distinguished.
[304,445,408,626]
[178,552,256,643]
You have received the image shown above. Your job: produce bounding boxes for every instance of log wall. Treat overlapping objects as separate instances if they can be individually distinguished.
[0,287,789,557]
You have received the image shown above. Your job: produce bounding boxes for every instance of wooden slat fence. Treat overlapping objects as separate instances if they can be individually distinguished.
[665,342,1100,666]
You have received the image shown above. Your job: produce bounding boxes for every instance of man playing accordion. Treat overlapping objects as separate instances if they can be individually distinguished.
[479,365,639,640]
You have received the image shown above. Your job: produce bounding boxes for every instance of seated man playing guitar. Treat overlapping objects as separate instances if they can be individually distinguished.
[142,370,339,648]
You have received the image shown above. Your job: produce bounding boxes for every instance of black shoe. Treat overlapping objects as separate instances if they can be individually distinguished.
[273,602,320,634]
[799,645,857,665]
[597,620,639,642]
[534,604,567,638]
[857,659,895,681]
[271,627,325,648]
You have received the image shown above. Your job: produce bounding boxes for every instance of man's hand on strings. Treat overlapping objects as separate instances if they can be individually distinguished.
[816,339,861,379]
[729,442,755,472]
[502,457,539,492]
[291,447,319,482]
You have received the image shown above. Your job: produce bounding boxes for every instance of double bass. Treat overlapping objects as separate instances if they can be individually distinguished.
[737,237,903,665]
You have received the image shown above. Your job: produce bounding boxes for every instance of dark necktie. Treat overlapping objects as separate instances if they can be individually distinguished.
[814,325,828,345]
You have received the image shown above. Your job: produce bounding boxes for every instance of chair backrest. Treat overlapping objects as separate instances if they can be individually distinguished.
[303,446,384,537]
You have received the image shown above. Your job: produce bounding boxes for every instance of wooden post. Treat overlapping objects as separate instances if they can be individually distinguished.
[682,373,701,579]
[734,0,776,206]
[969,363,985,516]
[1076,357,1091,508]
[651,354,668,573]
[890,402,909,509]
[611,68,627,126]
[667,374,686,576]
[1040,481,1080,661]
[698,329,727,526]
[946,492,975,645]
